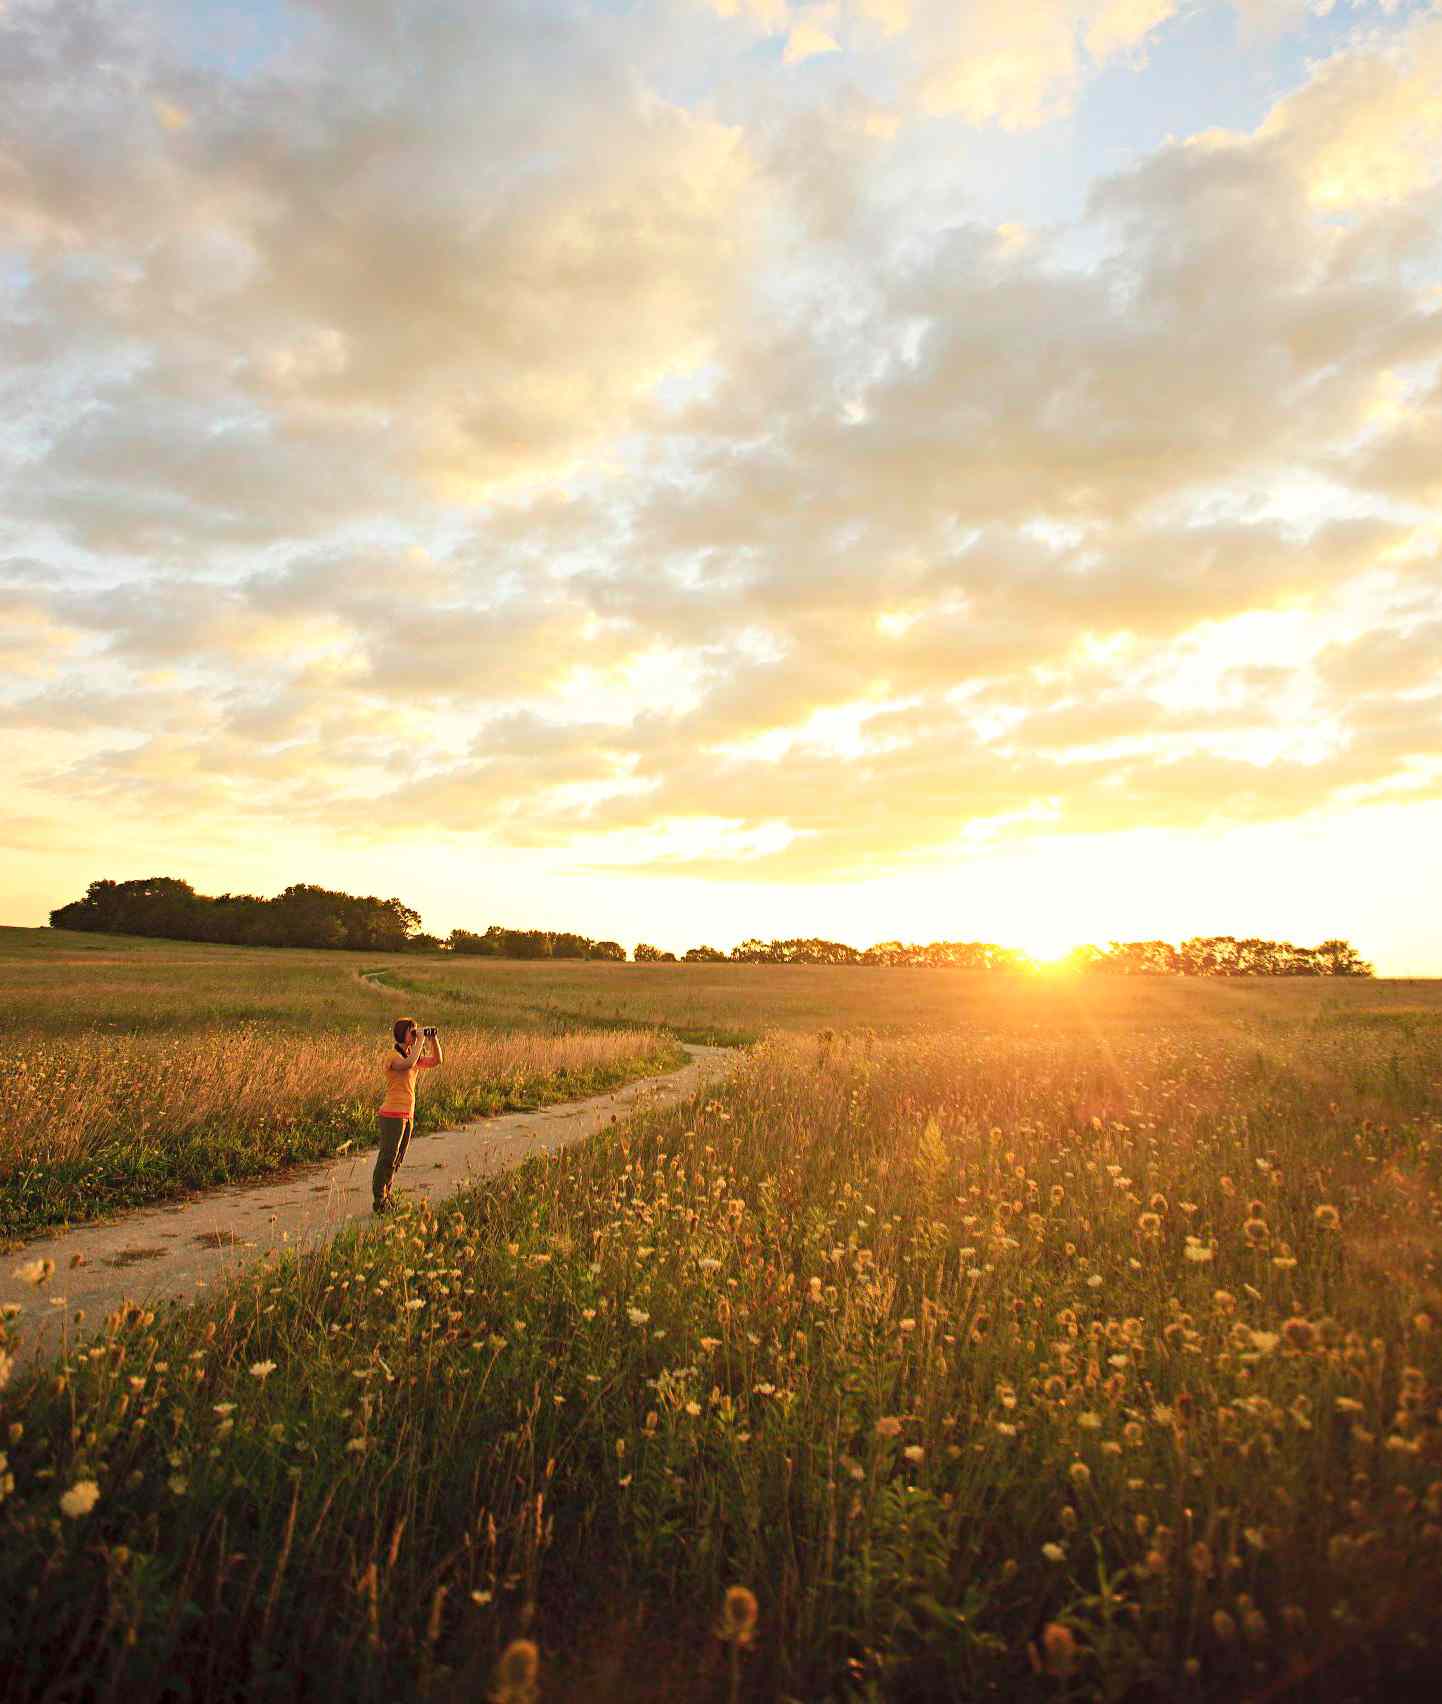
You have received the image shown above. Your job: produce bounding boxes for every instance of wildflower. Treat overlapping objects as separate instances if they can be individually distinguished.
[1137,1212,1161,1236]
[899,1318,916,1334]
[1086,1273,1104,1288]
[874,1417,903,1438]
[1212,1610,1238,1644]
[1183,1240,1214,1263]
[346,1437,368,1453]
[1248,1331,1279,1355]
[1189,1541,1213,1578]
[627,1307,650,1327]
[1041,1542,1066,1562]
[1068,1461,1092,1488]
[60,1480,100,1518]
[1213,1290,1236,1314]
[1039,1622,1076,1677]
[1282,1318,1315,1352]
[903,1445,925,1463]
[716,1585,758,1647]
[12,1259,54,1286]
[1313,1204,1341,1231]
[1243,1218,1269,1246]
[249,1361,277,1380]
[490,1637,540,1704]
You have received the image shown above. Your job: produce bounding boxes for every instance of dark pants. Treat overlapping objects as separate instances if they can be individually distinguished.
[373,1115,413,1203]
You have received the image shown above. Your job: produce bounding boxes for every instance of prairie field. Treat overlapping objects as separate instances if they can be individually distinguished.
[0,929,691,1238]
[5,924,1437,1238]
[1,930,1441,1700]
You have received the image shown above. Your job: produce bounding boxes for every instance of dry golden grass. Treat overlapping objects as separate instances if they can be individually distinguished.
[0,1022,680,1238]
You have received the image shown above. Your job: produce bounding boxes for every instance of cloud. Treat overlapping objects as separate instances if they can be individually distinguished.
[784,12,843,65]
[5,0,1442,892]
[1,0,759,538]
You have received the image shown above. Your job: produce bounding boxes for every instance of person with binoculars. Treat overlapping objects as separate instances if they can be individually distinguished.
[373,1016,443,1212]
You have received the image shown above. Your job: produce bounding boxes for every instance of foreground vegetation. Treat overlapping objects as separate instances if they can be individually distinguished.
[3,1010,1440,1700]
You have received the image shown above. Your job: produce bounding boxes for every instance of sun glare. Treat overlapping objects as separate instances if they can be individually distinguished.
[1013,926,1080,965]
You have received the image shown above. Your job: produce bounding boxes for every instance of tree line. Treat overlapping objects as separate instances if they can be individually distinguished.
[48,879,1372,974]
[664,935,1373,975]
[49,878,427,953]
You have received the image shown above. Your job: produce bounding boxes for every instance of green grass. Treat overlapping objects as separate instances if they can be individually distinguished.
[3,1009,1441,1701]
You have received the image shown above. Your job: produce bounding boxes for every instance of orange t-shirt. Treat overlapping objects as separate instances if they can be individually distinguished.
[379,1051,436,1119]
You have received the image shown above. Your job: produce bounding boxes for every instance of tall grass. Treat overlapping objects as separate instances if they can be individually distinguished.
[0,1025,682,1238]
[3,1022,1439,1700]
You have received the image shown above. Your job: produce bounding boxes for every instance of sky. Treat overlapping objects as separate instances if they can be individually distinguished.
[2,0,1441,970]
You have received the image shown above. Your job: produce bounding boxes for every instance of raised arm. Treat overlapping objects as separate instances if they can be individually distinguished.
[421,1030,442,1068]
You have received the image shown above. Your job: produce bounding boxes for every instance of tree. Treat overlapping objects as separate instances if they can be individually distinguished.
[634,943,664,962]
[1314,939,1373,977]
[683,945,727,962]
[50,876,202,940]
[589,940,626,961]
[551,932,593,960]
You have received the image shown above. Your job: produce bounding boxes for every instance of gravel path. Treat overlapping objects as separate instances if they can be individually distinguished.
[4,1045,734,1362]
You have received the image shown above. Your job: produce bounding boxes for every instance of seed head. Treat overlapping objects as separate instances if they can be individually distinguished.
[60,1480,100,1518]
[490,1638,539,1704]
[717,1585,758,1647]
[1040,1622,1076,1677]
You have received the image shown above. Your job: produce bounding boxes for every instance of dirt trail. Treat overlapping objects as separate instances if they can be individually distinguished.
[4,1045,734,1363]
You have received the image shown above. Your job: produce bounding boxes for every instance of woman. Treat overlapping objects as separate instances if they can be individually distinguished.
[374,1016,442,1212]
